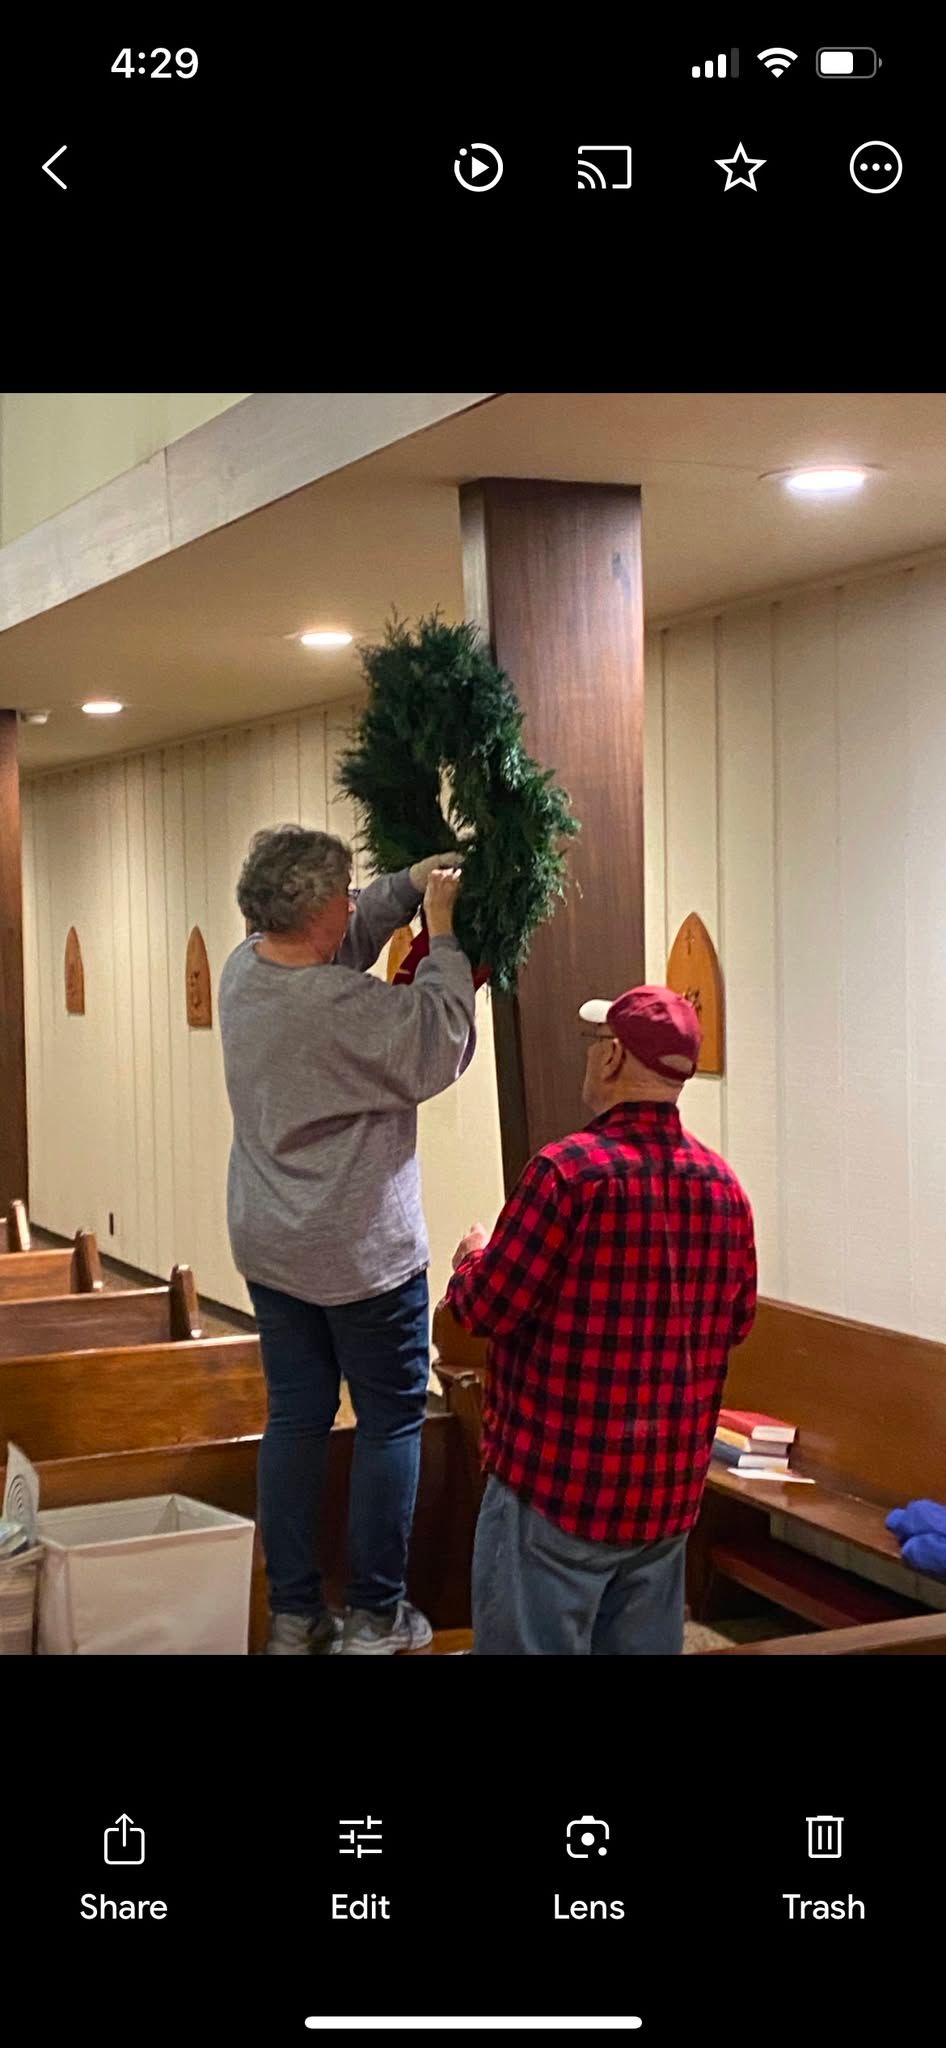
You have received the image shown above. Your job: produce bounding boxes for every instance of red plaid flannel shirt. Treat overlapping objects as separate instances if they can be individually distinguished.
[445,1102,757,1544]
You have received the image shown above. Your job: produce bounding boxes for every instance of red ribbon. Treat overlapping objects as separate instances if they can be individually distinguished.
[393,913,491,991]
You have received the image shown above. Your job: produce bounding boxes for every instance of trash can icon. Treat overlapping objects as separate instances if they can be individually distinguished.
[806,1815,843,1858]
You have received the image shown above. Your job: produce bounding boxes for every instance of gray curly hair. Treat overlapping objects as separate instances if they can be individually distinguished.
[237,825,352,934]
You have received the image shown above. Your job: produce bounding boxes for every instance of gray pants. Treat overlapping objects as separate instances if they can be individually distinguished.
[472,1475,687,1655]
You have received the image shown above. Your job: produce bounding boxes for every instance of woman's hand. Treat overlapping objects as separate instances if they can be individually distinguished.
[409,851,465,892]
[424,868,462,939]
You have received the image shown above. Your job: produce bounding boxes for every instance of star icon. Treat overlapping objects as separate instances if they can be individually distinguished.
[715,142,766,191]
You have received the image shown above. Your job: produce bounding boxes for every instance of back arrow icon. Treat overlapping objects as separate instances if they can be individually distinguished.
[43,146,67,190]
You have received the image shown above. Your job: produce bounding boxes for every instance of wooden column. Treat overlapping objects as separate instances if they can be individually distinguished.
[461,480,644,1187]
[0,711,28,1213]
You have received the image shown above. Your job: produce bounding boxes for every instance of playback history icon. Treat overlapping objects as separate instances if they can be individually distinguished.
[454,145,503,193]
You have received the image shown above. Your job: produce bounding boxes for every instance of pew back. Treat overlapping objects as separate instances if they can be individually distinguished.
[0,1334,266,1460]
[5,1201,31,1251]
[708,1613,946,1655]
[722,1298,946,1505]
[0,1266,201,1357]
[0,1232,103,1303]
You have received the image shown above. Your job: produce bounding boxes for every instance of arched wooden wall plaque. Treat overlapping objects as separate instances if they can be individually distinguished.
[64,927,85,1015]
[186,927,213,1028]
[666,912,724,1075]
[387,926,415,982]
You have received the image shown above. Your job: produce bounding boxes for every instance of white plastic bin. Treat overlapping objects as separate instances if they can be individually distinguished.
[0,1546,44,1654]
[35,1494,255,1655]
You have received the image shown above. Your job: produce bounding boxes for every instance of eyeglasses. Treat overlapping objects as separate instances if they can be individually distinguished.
[580,1030,617,1046]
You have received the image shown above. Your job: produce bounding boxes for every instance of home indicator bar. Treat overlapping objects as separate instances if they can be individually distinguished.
[303,2023,645,2034]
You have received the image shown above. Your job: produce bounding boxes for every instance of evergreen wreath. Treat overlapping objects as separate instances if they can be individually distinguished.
[336,613,579,994]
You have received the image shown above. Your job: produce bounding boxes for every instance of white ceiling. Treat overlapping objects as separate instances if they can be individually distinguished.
[7,389,946,772]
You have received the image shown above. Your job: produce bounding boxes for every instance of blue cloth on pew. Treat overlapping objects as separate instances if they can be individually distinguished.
[899,1533,946,1579]
[886,1500,946,1580]
[886,1499,946,1539]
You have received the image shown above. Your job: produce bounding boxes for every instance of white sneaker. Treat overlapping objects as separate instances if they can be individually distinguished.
[265,1612,342,1656]
[337,1600,433,1655]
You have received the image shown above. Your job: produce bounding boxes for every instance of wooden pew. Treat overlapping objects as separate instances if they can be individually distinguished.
[0,1333,265,1458]
[705,1613,946,1656]
[0,1322,477,1646]
[690,1299,946,1629]
[0,1230,103,1303]
[0,1411,477,1650]
[433,1298,946,1636]
[404,1611,946,1657]
[0,1265,202,1357]
[0,1331,266,1649]
[432,1301,488,1493]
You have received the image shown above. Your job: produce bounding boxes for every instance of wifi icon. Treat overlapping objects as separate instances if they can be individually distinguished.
[757,46,798,76]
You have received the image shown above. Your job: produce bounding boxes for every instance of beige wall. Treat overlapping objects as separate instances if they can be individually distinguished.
[21,701,505,1317]
[645,554,946,1340]
[0,394,250,545]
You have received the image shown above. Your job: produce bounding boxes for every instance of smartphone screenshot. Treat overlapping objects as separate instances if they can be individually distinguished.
[1,21,942,2043]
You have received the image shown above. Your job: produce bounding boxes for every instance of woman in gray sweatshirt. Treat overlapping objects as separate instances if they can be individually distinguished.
[218,825,475,1656]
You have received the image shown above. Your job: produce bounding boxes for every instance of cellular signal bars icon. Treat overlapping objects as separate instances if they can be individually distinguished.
[692,50,739,78]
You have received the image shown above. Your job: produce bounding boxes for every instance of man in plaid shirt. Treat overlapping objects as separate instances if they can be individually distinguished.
[445,985,757,1654]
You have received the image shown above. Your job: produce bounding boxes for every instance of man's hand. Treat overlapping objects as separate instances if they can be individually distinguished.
[424,868,462,940]
[452,1223,490,1270]
[409,851,465,892]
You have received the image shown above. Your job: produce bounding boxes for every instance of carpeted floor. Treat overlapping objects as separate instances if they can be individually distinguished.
[683,1612,807,1650]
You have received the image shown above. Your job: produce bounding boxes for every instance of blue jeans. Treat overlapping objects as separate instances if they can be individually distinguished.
[248,1272,430,1619]
[472,1476,687,1655]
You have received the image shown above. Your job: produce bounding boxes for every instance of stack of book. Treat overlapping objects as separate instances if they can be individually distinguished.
[712,1407,797,1477]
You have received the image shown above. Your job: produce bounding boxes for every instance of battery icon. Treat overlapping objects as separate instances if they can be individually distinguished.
[817,47,879,77]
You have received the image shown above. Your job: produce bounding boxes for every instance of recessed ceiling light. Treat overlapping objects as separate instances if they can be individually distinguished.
[298,630,353,649]
[20,710,51,726]
[81,699,125,716]
[764,466,875,496]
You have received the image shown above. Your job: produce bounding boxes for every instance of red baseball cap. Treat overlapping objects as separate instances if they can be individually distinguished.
[579,985,701,1079]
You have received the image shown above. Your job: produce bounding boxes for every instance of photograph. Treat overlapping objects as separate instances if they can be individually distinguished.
[4,390,944,1668]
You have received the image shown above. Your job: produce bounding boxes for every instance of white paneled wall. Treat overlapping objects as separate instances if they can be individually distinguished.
[644,558,946,1337]
[21,702,506,1316]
